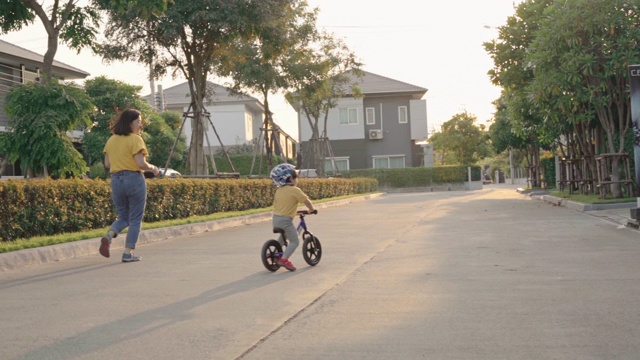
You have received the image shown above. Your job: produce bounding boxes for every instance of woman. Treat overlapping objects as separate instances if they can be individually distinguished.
[100,109,159,262]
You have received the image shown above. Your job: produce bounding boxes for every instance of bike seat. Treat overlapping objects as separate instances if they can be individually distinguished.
[273,228,285,234]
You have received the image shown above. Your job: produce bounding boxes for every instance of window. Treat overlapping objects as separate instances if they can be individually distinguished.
[373,155,405,169]
[398,106,408,124]
[365,107,375,125]
[339,108,358,125]
[325,157,350,172]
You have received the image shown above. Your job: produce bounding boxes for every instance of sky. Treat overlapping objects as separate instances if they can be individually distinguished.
[0,0,520,139]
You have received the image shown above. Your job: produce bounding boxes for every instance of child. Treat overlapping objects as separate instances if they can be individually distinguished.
[270,163,315,271]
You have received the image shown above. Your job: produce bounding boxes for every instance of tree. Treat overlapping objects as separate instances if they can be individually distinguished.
[143,112,187,172]
[0,1,165,178]
[488,96,529,178]
[489,97,526,155]
[99,0,297,175]
[427,131,454,165]
[83,76,187,175]
[483,0,554,187]
[0,0,100,81]
[159,111,182,133]
[528,0,640,197]
[430,112,491,165]
[216,1,319,170]
[3,81,93,178]
[83,76,152,166]
[285,33,363,176]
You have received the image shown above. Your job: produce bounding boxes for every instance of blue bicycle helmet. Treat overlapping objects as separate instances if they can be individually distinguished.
[270,163,297,186]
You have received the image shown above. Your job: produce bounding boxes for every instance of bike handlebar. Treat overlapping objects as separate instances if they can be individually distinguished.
[144,171,168,179]
[297,209,318,215]
[143,171,157,179]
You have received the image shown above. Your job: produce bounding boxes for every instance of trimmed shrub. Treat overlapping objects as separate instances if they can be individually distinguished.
[0,176,378,241]
[342,166,481,188]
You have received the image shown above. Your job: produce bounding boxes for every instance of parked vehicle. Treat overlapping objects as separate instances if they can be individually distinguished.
[160,168,181,178]
[298,169,317,178]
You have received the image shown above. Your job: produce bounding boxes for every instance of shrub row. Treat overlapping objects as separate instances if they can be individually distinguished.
[341,166,482,188]
[0,177,378,241]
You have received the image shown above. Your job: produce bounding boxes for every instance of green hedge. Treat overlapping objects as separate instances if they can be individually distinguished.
[341,166,481,188]
[0,177,378,241]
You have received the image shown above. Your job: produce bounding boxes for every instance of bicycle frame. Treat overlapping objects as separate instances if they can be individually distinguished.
[296,213,308,235]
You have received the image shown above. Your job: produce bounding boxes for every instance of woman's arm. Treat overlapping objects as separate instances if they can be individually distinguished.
[134,152,160,176]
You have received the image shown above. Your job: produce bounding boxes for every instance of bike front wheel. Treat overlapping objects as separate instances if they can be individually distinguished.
[302,233,322,266]
[261,239,283,272]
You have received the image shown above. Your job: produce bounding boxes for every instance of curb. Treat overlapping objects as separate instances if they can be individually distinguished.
[538,194,636,212]
[0,193,384,273]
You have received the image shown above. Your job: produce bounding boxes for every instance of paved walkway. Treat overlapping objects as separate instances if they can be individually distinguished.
[516,187,638,229]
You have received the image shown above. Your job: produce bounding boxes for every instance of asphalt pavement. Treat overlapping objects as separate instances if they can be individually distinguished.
[2,183,640,359]
[1,184,638,273]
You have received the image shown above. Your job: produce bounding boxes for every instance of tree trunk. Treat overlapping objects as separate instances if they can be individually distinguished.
[263,92,273,166]
[185,59,209,175]
[0,156,7,178]
[41,34,58,81]
[188,112,207,175]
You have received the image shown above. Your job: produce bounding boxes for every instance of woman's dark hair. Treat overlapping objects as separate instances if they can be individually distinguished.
[111,109,141,135]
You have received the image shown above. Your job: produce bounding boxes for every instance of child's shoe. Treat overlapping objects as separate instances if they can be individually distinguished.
[277,258,296,271]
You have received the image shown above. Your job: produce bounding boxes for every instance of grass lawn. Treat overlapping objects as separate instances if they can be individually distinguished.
[0,193,378,254]
[549,189,637,205]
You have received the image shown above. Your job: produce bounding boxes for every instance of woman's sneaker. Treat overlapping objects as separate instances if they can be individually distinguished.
[99,237,110,258]
[122,253,141,263]
[277,258,296,271]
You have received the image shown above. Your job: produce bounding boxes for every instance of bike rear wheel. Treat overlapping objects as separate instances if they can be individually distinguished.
[261,239,283,272]
[302,233,322,266]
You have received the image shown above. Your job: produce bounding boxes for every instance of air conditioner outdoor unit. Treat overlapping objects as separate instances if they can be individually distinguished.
[369,129,383,139]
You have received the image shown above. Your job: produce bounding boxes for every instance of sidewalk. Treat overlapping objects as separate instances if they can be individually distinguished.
[517,187,640,229]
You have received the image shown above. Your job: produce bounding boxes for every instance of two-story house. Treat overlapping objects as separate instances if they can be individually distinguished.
[147,81,296,160]
[0,39,90,176]
[293,70,428,172]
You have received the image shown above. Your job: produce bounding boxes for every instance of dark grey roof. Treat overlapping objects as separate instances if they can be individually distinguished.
[341,70,428,98]
[151,81,263,109]
[0,39,90,79]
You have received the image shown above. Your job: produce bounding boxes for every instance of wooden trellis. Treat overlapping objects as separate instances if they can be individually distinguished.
[595,153,633,198]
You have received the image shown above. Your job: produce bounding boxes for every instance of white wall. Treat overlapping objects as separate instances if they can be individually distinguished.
[409,99,428,140]
[299,98,364,141]
[182,104,252,147]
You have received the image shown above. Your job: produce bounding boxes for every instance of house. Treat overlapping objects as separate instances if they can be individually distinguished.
[0,39,90,176]
[293,70,428,172]
[146,81,296,160]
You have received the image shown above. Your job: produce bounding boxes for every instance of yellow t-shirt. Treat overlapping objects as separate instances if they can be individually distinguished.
[273,185,310,218]
[103,134,149,173]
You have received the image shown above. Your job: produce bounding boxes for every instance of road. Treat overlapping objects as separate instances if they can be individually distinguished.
[1,186,640,360]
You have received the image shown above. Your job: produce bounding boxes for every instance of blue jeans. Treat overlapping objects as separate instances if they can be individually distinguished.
[109,171,147,249]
